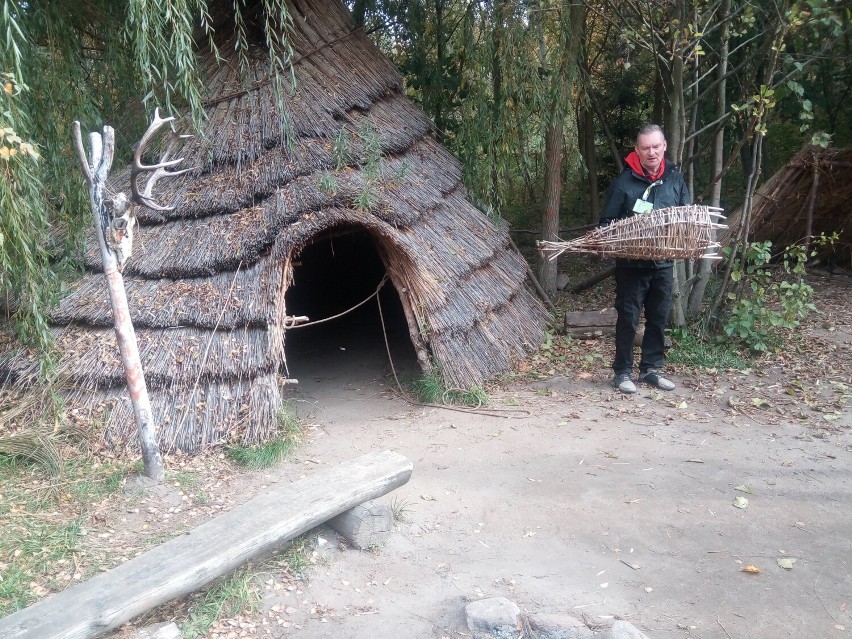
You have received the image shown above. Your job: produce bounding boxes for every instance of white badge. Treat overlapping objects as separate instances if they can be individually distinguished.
[632,199,654,214]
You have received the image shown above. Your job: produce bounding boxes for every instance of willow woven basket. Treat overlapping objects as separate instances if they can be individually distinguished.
[539,204,727,261]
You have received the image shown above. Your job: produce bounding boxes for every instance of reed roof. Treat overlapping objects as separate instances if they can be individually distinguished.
[0,0,548,452]
[720,146,852,264]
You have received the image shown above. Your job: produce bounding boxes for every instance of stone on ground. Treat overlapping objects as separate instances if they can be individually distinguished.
[465,596,521,634]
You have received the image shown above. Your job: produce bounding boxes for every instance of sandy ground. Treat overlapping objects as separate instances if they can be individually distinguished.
[242,309,852,639]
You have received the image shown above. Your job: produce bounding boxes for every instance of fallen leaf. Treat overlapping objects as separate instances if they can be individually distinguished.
[777,557,797,570]
[685,458,705,463]
[751,397,771,408]
[420,494,436,501]
[741,565,761,574]
[732,496,749,509]
[734,484,753,494]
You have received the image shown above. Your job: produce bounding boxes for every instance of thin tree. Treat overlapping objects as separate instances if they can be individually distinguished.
[537,2,585,298]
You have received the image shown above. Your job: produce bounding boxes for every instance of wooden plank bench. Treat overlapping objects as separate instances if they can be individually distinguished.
[0,450,413,639]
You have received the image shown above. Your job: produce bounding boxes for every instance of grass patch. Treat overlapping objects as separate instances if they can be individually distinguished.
[165,535,313,636]
[0,453,137,616]
[409,370,444,404]
[668,327,751,370]
[408,370,490,407]
[279,535,312,576]
[226,401,303,470]
[0,478,85,615]
[180,567,262,639]
[390,496,412,523]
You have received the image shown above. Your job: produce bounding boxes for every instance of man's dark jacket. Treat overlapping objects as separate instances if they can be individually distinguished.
[599,158,691,269]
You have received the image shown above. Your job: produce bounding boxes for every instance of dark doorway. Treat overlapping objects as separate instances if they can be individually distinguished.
[283,225,419,384]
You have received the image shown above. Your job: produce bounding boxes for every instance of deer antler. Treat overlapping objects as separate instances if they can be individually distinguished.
[131,107,193,211]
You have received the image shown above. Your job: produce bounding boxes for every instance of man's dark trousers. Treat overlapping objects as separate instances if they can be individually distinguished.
[613,264,673,375]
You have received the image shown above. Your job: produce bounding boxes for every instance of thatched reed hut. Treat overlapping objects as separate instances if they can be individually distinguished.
[719,145,852,265]
[0,0,548,452]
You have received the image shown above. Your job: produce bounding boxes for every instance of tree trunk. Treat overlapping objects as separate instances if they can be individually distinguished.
[582,106,600,223]
[351,0,368,27]
[537,4,585,298]
[433,0,446,141]
[671,260,687,327]
[538,121,563,297]
[490,0,506,207]
[688,0,731,317]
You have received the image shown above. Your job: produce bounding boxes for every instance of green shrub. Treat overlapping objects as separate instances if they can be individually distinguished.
[721,234,835,352]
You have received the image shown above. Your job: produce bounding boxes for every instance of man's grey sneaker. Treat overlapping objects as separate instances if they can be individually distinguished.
[613,373,636,394]
[640,369,675,391]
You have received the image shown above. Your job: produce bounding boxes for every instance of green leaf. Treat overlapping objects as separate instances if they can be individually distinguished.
[786,80,804,95]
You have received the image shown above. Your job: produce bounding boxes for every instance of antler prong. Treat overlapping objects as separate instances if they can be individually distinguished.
[131,107,194,211]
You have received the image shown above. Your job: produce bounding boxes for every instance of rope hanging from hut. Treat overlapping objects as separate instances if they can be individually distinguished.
[286,273,390,329]
[374,286,532,420]
[285,269,531,418]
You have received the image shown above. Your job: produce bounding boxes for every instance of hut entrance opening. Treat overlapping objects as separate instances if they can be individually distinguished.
[283,225,419,384]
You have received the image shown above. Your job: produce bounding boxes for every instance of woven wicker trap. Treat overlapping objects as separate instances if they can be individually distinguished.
[539,204,727,261]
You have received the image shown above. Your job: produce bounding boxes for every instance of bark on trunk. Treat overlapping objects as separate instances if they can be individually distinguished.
[538,122,563,297]
[582,106,600,223]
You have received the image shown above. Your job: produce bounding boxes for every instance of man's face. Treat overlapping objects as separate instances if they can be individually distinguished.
[635,131,667,175]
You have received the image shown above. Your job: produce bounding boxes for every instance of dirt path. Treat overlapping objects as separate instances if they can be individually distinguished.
[97,276,850,639]
[245,319,852,639]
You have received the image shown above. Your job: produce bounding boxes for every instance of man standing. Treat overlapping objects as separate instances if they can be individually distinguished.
[599,125,691,394]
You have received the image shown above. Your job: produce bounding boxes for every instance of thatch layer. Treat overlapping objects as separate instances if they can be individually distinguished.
[0,0,548,451]
[71,374,282,453]
[91,137,462,278]
[186,0,402,169]
[720,145,852,264]
[51,259,280,329]
[113,92,434,223]
[3,324,281,390]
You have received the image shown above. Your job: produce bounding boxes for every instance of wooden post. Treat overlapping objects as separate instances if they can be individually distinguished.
[72,122,165,482]
[0,450,413,639]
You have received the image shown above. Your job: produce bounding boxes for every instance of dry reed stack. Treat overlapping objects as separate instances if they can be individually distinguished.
[539,204,727,261]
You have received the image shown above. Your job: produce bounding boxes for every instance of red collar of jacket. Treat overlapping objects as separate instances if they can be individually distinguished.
[626,151,665,181]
